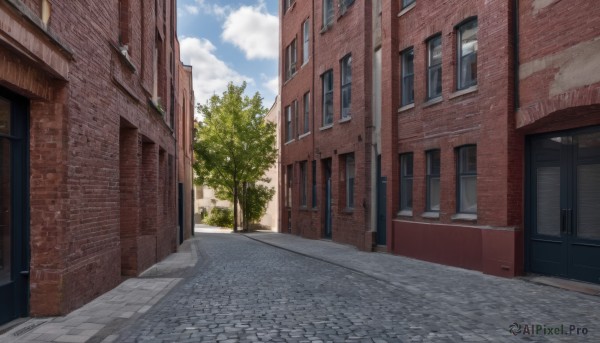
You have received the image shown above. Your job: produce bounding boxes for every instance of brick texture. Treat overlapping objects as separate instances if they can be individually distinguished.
[0,0,190,317]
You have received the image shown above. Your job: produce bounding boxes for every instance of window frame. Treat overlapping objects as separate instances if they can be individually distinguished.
[456,145,477,214]
[285,39,297,80]
[286,164,293,208]
[340,54,352,119]
[323,0,334,28]
[401,47,414,106]
[302,19,310,65]
[456,18,478,90]
[400,153,414,211]
[426,149,441,212]
[426,34,443,100]
[284,0,296,13]
[402,0,416,9]
[322,70,334,126]
[303,92,310,134]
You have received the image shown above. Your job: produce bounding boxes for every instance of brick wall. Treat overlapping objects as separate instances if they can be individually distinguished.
[0,0,182,316]
[280,0,374,250]
[517,0,600,131]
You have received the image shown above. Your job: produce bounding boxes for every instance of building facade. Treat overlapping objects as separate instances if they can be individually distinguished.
[0,0,194,326]
[279,0,600,284]
[280,0,376,251]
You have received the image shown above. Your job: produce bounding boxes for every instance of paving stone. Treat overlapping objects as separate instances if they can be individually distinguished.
[114,231,600,342]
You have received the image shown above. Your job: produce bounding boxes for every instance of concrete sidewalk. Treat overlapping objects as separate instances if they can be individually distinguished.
[0,235,203,343]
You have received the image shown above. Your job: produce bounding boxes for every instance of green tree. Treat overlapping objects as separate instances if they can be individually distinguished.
[193,82,277,232]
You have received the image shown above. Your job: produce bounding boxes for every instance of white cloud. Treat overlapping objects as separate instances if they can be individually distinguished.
[221,1,279,60]
[264,76,279,95]
[183,5,199,15]
[195,0,230,18]
[179,37,253,106]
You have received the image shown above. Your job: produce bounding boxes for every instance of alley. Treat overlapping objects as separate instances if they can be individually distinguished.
[115,231,599,342]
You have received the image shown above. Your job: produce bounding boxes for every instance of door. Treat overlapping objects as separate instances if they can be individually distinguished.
[324,159,332,239]
[529,127,600,284]
[0,89,29,325]
[376,155,387,245]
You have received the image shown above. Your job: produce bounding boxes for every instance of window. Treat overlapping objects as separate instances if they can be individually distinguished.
[401,48,414,106]
[284,104,293,142]
[457,18,478,89]
[312,160,317,208]
[286,165,293,207]
[322,70,333,126]
[303,19,310,65]
[341,55,352,119]
[300,161,308,207]
[426,150,441,212]
[457,145,477,213]
[400,153,413,211]
[345,154,355,209]
[285,39,297,80]
[303,92,310,134]
[323,0,334,27]
[284,0,295,12]
[402,0,415,8]
[340,0,355,13]
[427,35,442,99]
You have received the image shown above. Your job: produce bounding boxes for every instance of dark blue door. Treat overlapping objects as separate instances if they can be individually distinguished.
[376,155,387,245]
[529,127,600,284]
[0,88,29,325]
[324,159,332,239]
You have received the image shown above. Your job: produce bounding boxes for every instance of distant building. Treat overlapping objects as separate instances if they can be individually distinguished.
[279,0,600,284]
[260,96,281,231]
[0,0,193,325]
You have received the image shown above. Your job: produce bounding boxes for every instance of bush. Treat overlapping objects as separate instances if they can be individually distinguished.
[204,207,233,228]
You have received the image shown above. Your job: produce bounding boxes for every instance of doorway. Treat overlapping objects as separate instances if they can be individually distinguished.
[376,155,387,245]
[0,88,29,325]
[528,126,600,284]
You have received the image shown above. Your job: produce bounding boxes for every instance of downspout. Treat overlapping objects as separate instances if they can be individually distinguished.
[513,0,520,110]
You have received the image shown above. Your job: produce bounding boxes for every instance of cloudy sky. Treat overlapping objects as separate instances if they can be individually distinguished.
[177,0,279,112]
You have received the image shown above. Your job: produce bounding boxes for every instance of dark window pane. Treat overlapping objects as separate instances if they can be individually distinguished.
[0,139,11,285]
[400,153,413,210]
[459,146,477,173]
[0,98,9,135]
[428,177,440,211]
[577,164,600,240]
[428,65,442,98]
[458,19,478,89]
[536,167,560,236]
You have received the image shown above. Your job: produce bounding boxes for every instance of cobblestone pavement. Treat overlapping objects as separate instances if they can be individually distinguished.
[117,232,600,342]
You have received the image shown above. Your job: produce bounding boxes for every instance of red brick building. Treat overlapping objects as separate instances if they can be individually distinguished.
[0,0,194,326]
[280,0,600,284]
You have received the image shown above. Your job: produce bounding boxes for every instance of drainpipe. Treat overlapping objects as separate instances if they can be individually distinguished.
[513,0,520,110]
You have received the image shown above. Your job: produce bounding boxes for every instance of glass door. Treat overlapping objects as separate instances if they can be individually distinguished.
[529,127,600,284]
[0,91,29,325]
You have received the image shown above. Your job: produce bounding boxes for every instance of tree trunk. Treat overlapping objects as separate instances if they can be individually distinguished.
[243,181,248,231]
[233,181,238,232]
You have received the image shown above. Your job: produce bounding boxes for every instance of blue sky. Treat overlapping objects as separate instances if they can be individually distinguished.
[177,0,279,112]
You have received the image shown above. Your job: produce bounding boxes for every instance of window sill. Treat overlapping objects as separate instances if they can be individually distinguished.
[342,208,354,214]
[284,139,296,146]
[397,210,413,217]
[397,103,415,113]
[283,72,298,86]
[421,211,440,219]
[339,116,351,123]
[320,23,332,34]
[298,131,311,140]
[449,85,478,100]
[422,96,443,108]
[397,2,416,17]
[299,206,310,211]
[319,124,334,131]
[451,213,477,222]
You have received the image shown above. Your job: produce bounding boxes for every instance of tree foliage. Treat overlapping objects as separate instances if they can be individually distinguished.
[193,82,277,232]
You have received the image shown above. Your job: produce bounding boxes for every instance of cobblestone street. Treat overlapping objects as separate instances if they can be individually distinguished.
[115,231,600,342]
